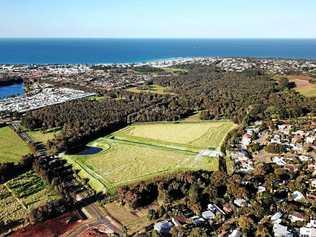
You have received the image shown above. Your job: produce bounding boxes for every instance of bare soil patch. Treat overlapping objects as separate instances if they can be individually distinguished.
[11,211,82,237]
[287,75,313,88]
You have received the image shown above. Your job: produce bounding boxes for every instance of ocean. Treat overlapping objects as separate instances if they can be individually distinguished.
[0,38,315,64]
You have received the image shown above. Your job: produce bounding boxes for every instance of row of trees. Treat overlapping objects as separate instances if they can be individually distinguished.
[29,155,97,223]
[0,154,34,183]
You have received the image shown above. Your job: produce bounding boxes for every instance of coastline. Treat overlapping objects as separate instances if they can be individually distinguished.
[0,56,315,67]
[0,39,316,64]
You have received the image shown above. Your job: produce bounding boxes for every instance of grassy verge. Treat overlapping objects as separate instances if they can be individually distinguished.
[0,126,31,164]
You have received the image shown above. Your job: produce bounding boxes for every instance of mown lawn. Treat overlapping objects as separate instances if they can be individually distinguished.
[114,121,237,151]
[64,121,236,195]
[0,171,60,233]
[297,85,316,97]
[65,138,219,194]
[0,126,31,163]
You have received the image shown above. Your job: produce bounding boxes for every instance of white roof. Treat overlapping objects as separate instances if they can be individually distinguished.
[228,229,242,237]
[154,220,173,233]
[202,210,215,220]
[271,212,283,222]
[300,227,316,237]
[234,198,246,207]
[292,191,305,202]
[273,223,293,237]
[307,220,316,228]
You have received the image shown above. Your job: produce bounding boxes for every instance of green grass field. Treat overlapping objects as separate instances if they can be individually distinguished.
[297,85,316,97]
[113,121,237,151]
[127,84,176,95]
[163,67,188,74]
[0,171,60,232]
[27,129,60,145]
[0,126,31,164]
[65,138,218,194]
[64,121,235,195]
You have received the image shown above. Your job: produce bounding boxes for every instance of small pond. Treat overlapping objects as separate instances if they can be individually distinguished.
[78,146,103,155]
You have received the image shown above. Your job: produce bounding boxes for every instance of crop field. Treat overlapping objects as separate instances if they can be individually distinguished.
[0,126,31,163]
[64,121,235,195]
[0,171,60,232]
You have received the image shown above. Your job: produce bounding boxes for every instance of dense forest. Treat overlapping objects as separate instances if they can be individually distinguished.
[0,75,23,86]
[22,65,316,153]
[154,65,315,123]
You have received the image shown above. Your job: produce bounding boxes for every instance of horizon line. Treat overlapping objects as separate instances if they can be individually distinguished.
[0,37,316,40]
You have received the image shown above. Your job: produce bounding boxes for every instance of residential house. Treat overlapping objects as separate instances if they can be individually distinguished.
[300,227,316,237]
[202,211,215,221]
[292,191,305,202]
[289,212,305,223]
[228,229,242,237]
[154,220,173,234]
[233,198,247,208]
[273,223,293,237]
[271,212,283,224]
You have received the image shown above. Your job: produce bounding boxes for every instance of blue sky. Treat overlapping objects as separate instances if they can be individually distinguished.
[0,0,315,38]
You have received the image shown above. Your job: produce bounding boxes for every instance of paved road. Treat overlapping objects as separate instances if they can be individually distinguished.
[63,203,122,237]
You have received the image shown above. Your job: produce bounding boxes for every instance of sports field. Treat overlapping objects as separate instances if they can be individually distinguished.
[0,126,31,163]
[64,121,236,194]
[0,171,60,233]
